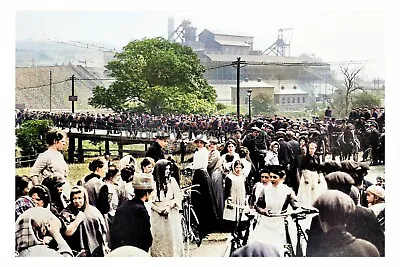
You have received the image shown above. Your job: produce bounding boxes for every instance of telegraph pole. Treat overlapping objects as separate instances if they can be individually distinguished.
[71,74,75,113]
[49,70,52,112]
[234,57,246,121]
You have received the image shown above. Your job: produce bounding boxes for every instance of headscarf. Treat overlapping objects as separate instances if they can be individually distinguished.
[15,207,62,252]
[61,186,107,256]
[231,241,280,257]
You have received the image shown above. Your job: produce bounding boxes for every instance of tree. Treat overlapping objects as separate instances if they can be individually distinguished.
[334,65,363,117]
[16,120,53,156]
[351,91,382,109]
[89,37,217,115]
[252,92,276,116]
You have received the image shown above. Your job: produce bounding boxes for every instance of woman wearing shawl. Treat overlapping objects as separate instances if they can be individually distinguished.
[207,137,224,228]
[15,207,73,257]
[59,186,108,257]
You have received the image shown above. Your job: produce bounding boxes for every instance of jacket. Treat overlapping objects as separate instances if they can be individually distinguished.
[111,197,153,252]
[307,205,385,257]
[311,229,379,257]
[145,142,165,163]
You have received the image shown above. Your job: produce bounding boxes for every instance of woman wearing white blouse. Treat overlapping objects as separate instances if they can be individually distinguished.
[191,135,220,237]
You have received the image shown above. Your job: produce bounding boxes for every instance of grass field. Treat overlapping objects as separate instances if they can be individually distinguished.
[15,152,195,188]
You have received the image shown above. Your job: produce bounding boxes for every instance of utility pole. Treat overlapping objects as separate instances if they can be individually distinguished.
[234,57,246,121]
[71,74,75,113]
[49,70,52,112]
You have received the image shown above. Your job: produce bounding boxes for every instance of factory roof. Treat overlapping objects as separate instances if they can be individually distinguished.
[200,29,254,38]
[234,80,274,88]
[203,53,327,65]
[214,38,251,47]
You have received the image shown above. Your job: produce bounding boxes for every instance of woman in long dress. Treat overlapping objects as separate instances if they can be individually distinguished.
[191,135,220,237]
[150,159,184,257]
[222,160,248,232]
[297,142,327,209]
[207,137,224,228]
[250,165,299,255]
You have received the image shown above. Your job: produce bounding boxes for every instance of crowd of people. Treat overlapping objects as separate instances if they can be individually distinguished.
[15,105,385,257]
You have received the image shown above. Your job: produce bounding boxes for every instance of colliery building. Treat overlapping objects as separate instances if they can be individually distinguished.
[171,22,336,109]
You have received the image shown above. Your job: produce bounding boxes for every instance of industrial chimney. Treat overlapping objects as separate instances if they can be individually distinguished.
[168,17,175,42]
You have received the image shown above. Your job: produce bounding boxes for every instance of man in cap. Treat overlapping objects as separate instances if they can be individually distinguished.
[352,161,373,207]
[275,130,295,189]
[145,132,169,163]
[230,126,243,149]
[242,126,268,170]
[111,173,155,253]
[306,171,385,257]
[366,122,380,166]
[286,130,301,194]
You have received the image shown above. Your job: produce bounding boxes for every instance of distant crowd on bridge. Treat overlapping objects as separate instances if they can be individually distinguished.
[15,106,384,165]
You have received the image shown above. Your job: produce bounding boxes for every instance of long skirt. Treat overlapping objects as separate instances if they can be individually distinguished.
[248,215,296,256]
[150,207,184,257]
[210,169,224,223]
[191,169,220,236]
[297,170,328,209]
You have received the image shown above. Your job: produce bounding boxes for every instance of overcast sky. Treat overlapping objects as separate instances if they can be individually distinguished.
[13,1,392,81]
[2,1,400,258]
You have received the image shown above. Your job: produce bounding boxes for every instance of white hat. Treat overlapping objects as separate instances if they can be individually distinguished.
[194,135,209,145]
[366,185,385,200]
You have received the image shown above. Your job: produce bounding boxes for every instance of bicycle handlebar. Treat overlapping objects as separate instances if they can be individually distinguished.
[266,207,319,218]
[181,184,200,191]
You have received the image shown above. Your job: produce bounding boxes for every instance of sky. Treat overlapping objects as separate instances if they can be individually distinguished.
[13,1,390,81]
[2,0,400,263]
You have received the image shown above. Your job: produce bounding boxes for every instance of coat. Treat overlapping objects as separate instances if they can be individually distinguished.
[111,197,153,252]
[307,205,385,257]
[145,142,165,163]
[311,229,379,257]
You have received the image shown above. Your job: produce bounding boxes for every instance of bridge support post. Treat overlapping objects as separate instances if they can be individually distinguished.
[68,137,75,163]
[105,140,110,156]
[118,143,123,159]
[77,138,84,163]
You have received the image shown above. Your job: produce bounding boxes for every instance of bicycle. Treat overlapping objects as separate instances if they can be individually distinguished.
[222,204,258,257]
[362,147,372,163]
[267,207,319,257]
[180,184,202,257]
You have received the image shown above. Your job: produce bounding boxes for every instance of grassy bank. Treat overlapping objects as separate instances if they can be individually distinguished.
[15,152,195,188]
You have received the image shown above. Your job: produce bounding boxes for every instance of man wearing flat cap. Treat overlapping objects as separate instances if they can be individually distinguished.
[111,173,155,253]
[242,126,268,170]
[145,132,169,163]
[352,161,373,207]
[306,171,385,257]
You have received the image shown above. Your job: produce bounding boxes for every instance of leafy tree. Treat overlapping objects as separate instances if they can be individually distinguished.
[252,92,276,116]
[89,37,217,115]
[351,91,382,109]
[15,120,53,156]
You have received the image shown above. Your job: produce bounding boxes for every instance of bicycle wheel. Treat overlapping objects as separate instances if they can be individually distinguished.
[190,207,202,246]
[181,216,190,257]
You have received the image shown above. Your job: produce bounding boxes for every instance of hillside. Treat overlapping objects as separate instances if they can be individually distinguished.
[15,65,112,111]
